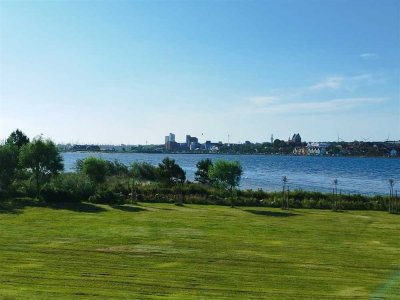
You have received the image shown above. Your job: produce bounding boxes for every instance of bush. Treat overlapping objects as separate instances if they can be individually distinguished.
[0,188,9,200]
[89,189,125,205]
[81,157,109,184]
[51,173,96,201]
[40,183,75,203]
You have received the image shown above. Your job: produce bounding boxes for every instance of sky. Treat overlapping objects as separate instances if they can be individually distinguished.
[0,0,399,144]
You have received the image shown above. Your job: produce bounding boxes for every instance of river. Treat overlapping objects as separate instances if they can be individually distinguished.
[62,152,400,195]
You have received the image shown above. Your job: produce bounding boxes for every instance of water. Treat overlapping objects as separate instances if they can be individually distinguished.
[62,152,400,195]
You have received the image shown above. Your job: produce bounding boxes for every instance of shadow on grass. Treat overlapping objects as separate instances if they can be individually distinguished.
[0,198,106,214]
[111,205,147,212]
[0,198,34,214]
[245,209,299,217]
[47,202,107,213]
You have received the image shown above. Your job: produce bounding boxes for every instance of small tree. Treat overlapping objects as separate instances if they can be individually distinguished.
[106,160,129,177]
[6,129,30,150]
[0,144,19,190]
[81,157,109,184]
[157,157,186,186]
[195,158,213,184]
[282,176,288,210]
[130,162,158,183]
[19,137,64,196]
[389,179,395,213]
[129,162,158,203]
[209,160,242,192]
[332,178,339,211]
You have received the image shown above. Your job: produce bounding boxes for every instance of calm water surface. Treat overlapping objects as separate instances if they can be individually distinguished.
[62,152,400,195]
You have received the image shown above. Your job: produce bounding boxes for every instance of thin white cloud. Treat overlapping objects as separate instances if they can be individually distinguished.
[308,74,377,91]
[245,97,387,115]
[247,96,280,106]
[360,53,379,60]
[309,76,344,90]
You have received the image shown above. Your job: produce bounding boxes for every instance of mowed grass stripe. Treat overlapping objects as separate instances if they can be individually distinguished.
[0,202,399,299]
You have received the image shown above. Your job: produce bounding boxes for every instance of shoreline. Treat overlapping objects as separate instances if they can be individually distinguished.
[60,150,399,159]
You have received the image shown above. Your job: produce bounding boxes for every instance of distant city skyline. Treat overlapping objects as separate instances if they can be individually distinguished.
[1,0,399,144]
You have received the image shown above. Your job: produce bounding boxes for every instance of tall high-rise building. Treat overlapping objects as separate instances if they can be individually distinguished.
[169,133,175,142]
[186,135,191,148]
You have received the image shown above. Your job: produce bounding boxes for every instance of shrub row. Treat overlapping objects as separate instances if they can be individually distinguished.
[2,173,392,211]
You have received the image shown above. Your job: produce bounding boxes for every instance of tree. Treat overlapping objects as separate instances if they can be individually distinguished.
[194,158,213,184]
[0,144,19,190]
[389,179,395,213]
[6,129,30,150]
[19,137,64,196]
[332,178,339,211]
[209,160,242,191]
[130,162,157,183]
[106,160,129,176]
[80,157,109,184]
[157,157,186,186]
[282,176,288,209]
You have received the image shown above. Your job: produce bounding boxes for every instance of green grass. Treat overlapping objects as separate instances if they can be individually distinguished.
[0,200,399,299]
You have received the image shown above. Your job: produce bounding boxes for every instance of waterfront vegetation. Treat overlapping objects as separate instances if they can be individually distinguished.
[0,130,399,212]
[1,130,400,299]
[0,201,399,298]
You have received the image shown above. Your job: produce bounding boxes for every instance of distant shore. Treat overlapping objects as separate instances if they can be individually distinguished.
[60,150,399,158]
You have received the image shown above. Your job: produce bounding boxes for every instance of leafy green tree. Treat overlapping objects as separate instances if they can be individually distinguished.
[195,158,213,184]
[106,160,129,176]
[19,137,64,196]
[157,157,186,186]
[209,160,242,191]
[130,162,157,182]
[0,144,19,190]
[6,129,30,149]
[74,158,84,172]
[81,157,109,184]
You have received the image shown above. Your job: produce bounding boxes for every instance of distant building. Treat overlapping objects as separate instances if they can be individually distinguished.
[306,142,329,156]
[165,133,177,150]
[293,146,307,155]
[190,142,198,151]
[186,135,191,148]
[71,144,100,152]
[186,134,199,150]
[288,133,302,145]
[166,141,179,151]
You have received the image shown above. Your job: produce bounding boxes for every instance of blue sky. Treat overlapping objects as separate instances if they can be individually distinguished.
[0,0,399,144]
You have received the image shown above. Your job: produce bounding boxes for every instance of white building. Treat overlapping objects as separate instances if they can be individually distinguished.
[307,142,329,156]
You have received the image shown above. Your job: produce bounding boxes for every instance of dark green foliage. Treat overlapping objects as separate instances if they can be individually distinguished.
[40,183,75,203]
[81,157,108,184]
[195,158,213,184]
[19,137,64,196]
[209,160,242,191]
[106,160,129,176]
[6,129,30,149]
[157,157,186,186]
[0,144,19,190]
[37,173,96,203]
[78,158,129,181]
[89,189,125,205]
[74,158,84,172]
[130,162,158,182]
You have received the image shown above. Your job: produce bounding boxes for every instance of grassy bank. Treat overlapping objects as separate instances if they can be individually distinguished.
[0,199,399,299]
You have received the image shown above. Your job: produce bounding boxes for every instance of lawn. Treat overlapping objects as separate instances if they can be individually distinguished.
[0,200,399,299]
